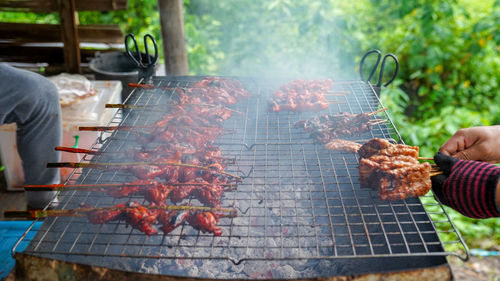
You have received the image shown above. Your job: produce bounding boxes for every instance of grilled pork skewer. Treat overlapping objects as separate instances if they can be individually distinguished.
[105,103,244,115]
[46,161,242,181]
[24,181,238,191]
[5,203,236,236]
[4,204,237,219]
[55,145,236,163]
[78,125,232,132]
[295,111,387,144]
[358,138,432,201]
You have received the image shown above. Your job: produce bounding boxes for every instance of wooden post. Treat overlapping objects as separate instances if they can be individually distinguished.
[59,0,81,73]
[158,0,189,75]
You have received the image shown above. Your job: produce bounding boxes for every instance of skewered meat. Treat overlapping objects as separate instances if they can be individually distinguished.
[358,138,419,159]
[268,79,332,112]
[158,210,224,236]
[82,77,245,236]
[158,209,191,234]
[106,180,174,205]
[187,211,222,236]
[175,77,251,106]
[170,183,225,207]
[324,139,362,153]
[295,112,373,143]
[82,201,159,235]
[358,138,431,201]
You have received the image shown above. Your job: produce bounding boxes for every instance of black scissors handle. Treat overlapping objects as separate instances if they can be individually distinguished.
[360,49,399,87]
[125,33,158,68]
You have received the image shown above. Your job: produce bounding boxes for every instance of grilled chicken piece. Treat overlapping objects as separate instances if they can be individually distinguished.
[268,79,332,112]
[158,209,190,234]
[187,211,222,236]
[82,201,159,235]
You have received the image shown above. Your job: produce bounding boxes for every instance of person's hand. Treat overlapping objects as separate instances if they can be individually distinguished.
[439,125,500,163]
[431,152,500,219]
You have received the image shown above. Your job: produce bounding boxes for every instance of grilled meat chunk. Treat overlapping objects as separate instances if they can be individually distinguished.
[358,139,431,201]
[358,138,419,159]
[295,112,373,143]
[268,79,332,112]
[324,139,362,153]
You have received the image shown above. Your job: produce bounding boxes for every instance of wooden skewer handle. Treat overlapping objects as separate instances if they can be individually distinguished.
[55,147,99,154]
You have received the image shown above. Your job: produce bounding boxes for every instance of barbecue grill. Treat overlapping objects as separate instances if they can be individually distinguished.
[11,76,468,280]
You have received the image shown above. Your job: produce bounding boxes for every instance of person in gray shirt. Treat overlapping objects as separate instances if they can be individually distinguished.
[0,63,61,209]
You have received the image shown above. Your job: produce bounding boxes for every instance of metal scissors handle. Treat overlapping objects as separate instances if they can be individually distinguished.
[359,49,399,87]
[125,33,159,69]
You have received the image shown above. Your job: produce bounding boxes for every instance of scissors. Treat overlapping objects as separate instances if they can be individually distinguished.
[359,49,399,88]
[125,33,159,80]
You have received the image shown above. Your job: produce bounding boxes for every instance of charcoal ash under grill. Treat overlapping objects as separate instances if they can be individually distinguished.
[18,77,465,279]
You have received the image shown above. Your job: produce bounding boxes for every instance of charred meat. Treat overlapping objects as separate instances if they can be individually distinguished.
[295,112,372,143]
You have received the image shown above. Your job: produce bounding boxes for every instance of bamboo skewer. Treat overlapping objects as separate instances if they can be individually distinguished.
[54,146,236,163]
[4,205,238,219]
[24,182,238,191]
[105,103,243,115]
[369,120,387,125]
[418,157,435,160]
[46,162,242,180]
[78,125,233,132]
[429,171,443,177]
[368,107,389,115]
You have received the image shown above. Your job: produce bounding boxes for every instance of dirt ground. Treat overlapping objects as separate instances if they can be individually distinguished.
[449,256,500,281]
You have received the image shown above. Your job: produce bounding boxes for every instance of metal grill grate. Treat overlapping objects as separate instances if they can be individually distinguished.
[19,78,467,267]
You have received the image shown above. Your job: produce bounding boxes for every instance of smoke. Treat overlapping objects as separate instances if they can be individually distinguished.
[186,1,361,79]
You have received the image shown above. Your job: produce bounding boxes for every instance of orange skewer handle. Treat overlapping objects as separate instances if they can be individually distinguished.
[55,146,100,154]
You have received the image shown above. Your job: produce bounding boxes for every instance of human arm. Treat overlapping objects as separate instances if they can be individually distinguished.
[439,125,500,163]
[431,152,500,219]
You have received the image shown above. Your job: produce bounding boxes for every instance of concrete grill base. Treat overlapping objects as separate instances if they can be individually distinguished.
[12,253,452,281]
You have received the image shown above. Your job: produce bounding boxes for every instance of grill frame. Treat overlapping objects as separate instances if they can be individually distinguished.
[14,77,469,269]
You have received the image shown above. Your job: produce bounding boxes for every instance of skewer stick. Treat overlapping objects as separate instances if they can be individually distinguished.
[53,146,235,163]
[79,126,141,131]
[55,147,100,155]
[418,157,434,160]
[128,83,156,89]
[24,182,238,191]
[105,103,243,115]
[4,205,238,219]
[78,125,232,132]
[368,107,389,115]
[46,162,242,180]
[430,171,443,177]
[369,120,387,125]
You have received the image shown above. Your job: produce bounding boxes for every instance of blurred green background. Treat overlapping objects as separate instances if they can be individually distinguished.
[1,0,499,251]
